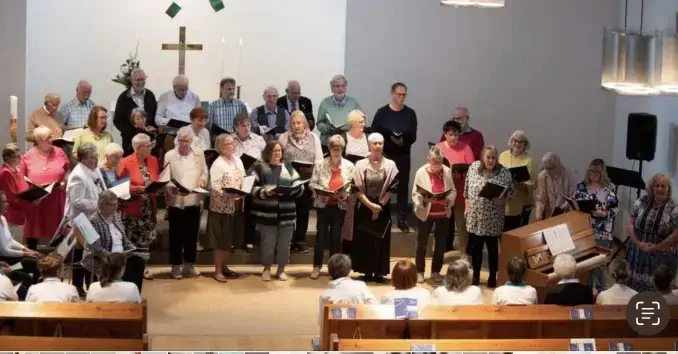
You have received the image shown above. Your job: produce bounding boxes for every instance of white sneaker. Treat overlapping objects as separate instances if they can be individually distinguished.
[262,268,272,281]
[277,269,288,281]
[183,263,201,277]
[144,268,155,280]
[310,267,321,279]
[196,242,205,252]
[432,272,443,284]
[417,273,425,284]
[171,265,182,279]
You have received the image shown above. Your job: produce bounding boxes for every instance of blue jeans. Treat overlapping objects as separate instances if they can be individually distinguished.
[589,239,612,292]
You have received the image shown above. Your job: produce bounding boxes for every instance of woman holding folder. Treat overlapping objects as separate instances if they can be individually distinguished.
[464,146,514,287]
[118,133,160,279]
[249,140,305,281]
[207,134,246,283]
[308,135,355,280]
[343,133,398,283]
[412,146,456,283]
[498,130,535,230]
[534,152,575,221]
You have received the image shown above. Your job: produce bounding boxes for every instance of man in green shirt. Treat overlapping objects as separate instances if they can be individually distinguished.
[316,75,362,147]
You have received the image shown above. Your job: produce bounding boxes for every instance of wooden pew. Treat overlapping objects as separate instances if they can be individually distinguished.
[338,338,678,351]
[320,304,678,350]
[0,301,148,350]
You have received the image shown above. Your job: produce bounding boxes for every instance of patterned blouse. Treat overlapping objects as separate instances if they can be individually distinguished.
[233,133,266,159]
[209,155,245,214]
[573,182,618,242]
[309,157,355,209]
[464,161,515,236]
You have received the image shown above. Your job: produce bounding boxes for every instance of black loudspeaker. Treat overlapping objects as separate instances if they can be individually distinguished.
[626,113,657,161]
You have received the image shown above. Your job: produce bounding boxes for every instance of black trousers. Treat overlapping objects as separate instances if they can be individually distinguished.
[71,248,92,293]
[26,237,38,251]
[314,205,345,267]
[468,233,499,281]
[90,254,146,293]
[293,187,312,245]
[445,212,456,252]
[416,217,450,274]
[168,205,201,265]
[0,255,39,300]
[503,206,532,231]
[243,195,257,245]
[390,153,411,219]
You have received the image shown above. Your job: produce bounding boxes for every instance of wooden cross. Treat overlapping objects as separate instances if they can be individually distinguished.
[161,26,203,75]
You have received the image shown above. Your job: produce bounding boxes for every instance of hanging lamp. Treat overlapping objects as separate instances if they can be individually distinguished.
[601,0,661,96]
[658,14,678,94]
[440,0,504,8]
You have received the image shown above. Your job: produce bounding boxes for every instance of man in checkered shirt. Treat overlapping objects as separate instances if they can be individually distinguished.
[208,77,248,136]
[60,80,95,130]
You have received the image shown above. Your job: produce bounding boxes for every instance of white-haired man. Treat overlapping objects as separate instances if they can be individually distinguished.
[316,75,361,147]
[277,80,314,130]
[544,254,594,306]
[164,126,208,279]
[26,93,63,142]
[113,69,157,156]
[250,86,289,140]
[155,75,201,157]
[60,80,95,130]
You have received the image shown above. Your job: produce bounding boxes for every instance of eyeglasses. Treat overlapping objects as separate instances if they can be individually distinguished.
[394,93,407,97]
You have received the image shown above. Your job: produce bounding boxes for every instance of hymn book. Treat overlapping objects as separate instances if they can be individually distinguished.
[563,195,597,214]
[313,181,353,197]
[416,185,453,201]
[52,128,83,149]
[166,118,191,129]
[107,177,131,200]
[325,113,348,132]
[240,153,258,171]
[223,175,256,196]
[265,179,310,196]
[171,178,209,195]
[17,177,56,201]
[478,181,508,200]
[144,164,171,193]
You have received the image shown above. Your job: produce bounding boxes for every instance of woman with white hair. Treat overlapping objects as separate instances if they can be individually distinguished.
[279,110,323,253]
[498,130,535,230]
[343,133,398,283]
[534,152,575,221]
[130,108,157,142]
[118,133,159,279]
[100,143,124,188]
[164,126,208,279]
[431,259,484,305]
[544,253,594,305]
[20,125,70,250]
[412,146,456,283]
[309,135,355,279]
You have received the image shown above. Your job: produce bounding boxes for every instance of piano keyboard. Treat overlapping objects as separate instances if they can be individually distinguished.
[546,253,608,280]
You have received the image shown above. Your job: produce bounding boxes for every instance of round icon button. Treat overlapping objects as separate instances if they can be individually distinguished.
[626,291,669,336]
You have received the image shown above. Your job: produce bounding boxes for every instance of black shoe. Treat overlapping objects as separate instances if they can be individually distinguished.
[374,275,385,284]
[487,278,497,288]
[294,243,310,254]
[397,218,410,233]
[363,274,374,282]
[223,267,241,278]
[472,277,480,286]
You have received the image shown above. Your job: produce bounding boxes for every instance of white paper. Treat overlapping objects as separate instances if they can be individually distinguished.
[43,182,56,194]
[10,96,18,118]
[56,231,77,258]
[73,213,101,244]
[259,125,273,134]
[108,179,131,200]
[242,175,256,193]
[10,262,23,271]
[325,113,335,126]
[61,128,84,141]
[543,224,576,256]
[158,164,171,182]
[292,179,310,188]
[192,187,209,194]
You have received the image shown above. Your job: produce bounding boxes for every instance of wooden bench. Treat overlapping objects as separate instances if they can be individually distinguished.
[0,301,148,350]
[338,338,678,351]
[320,304,678,350]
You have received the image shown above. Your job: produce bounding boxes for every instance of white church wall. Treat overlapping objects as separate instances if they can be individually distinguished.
[345,0,619,203]
[0,0,27,146]
[25,0,346,137]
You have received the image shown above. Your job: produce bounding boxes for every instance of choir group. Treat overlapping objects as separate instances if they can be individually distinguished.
[0,71,677,307]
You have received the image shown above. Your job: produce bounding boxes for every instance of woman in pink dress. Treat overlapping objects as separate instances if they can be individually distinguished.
[19,126,70,250]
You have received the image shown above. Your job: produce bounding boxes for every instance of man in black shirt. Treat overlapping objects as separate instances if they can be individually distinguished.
[371,82,418,232]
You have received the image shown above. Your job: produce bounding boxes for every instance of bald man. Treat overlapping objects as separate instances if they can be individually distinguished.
[277,80,314,128]
[60,80,95,130]
[155,75,201,161]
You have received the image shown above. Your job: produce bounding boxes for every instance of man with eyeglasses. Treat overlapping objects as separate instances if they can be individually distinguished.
[155,75,202,156]
[439,107,485,161]
[113,69,158,156]
[371,82,418,232]
[277,80,314,130]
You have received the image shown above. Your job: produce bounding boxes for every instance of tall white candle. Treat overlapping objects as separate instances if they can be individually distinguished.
[10,96,18,119]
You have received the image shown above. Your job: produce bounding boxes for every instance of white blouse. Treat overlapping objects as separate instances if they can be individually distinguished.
[86,281,141,303]
[491,283,537,305]
[345,132,369,157]
[108,218,124,253]
[431,285,484,305]
[0,273,17,301]
[380,287,432,309]
[25,278,80,302]
[596,284,637,305]
[0,216,24,257]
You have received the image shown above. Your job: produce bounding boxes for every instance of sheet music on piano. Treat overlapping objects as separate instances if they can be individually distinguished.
[543,223,576,257]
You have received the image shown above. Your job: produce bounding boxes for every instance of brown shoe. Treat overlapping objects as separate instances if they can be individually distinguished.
[213,273,228,283]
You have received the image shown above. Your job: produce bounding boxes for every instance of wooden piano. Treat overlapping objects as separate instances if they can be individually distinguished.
[498,211,611,302]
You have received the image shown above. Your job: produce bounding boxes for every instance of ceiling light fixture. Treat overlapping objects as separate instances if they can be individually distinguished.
[440,0,504,8]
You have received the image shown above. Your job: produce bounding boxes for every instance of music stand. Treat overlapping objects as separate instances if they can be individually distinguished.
[606,165,646,260]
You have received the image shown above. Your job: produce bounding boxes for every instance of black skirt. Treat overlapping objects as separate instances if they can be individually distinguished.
[350,197,391,276]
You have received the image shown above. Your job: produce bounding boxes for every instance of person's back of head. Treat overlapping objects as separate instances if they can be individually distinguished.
[653,264,675,293]
[327,253,352,280]
[609,258,630,286]
[507,256,527,284]
[391,260,417,290]
[99,253,126,288]
[37,253,63,278]
[445,259,472,293]
[553,253,576,280]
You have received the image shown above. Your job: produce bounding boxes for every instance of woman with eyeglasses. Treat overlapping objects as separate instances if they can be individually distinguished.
[499,130,535,230]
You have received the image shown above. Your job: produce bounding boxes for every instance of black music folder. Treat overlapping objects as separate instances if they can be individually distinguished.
[240,153,258,171]
[478,182,508,199]
[606,166,645,190]
[204,149,219,169]
[263,125,285,136]
[171,178,209,195]
[416,185,453,201]
[266,179,309,197]
[509,165,531,182]
[211,124,229,136]
[167,118,191,129]
[292,160,315,179]
[451,163,470,173]
[17,182,56,201]
[52,138,74,150]
[223,175,256,196]
[564,196,597,214]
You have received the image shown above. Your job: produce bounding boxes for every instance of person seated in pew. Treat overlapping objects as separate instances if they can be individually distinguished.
[596,258,637,305]
[320,253,378,304]
[25,253,80,302]
[431,259,484,305]
[653,265,678,305]
[86,253,141,303]
[544,254,594,306]
[380,260,431,308]
[0,264,18,301]
[491,256,537,305]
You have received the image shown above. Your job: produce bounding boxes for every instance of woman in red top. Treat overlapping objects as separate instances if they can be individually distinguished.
[412,147,456,284]
[0,144,31,243]
[118,133,159,279]
[435,120,475,259]
[19,126,70,250]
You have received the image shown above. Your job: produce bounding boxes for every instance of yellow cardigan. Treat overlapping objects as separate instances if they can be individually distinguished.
[498,150,534,216]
